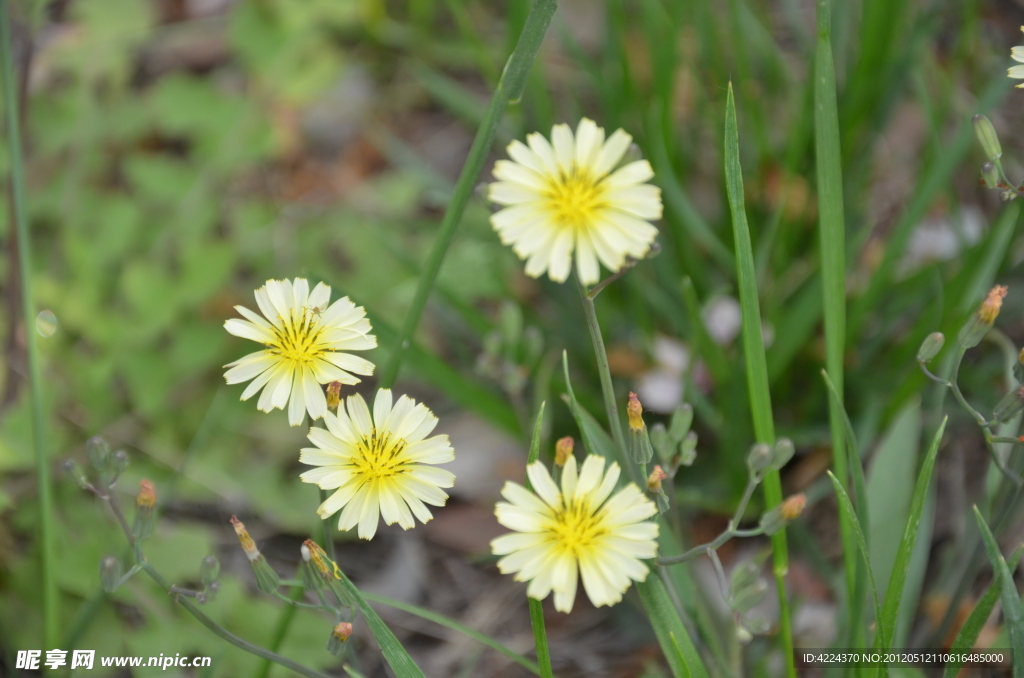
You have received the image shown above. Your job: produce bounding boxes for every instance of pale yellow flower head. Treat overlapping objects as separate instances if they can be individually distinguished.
[488,119,662,285]
[491,455,659,613]
[300,388,455,541]
[223,278,376,426]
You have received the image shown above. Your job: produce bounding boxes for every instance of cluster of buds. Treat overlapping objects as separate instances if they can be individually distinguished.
[169,555,222,604]
[746,439,795,482]
[475,302,543,400]
[649,402,697,471]
[727,559,772,644]
[66,436,130,495]
[230,516,280,595]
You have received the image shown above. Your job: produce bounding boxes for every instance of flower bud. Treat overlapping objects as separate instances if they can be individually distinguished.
[747,443,773,474]
[730,578,768,613]
[781,494,806,520]
[204,580,220,602]
[110,450,128,481]
[994,386,1024,423]
[63,459,90,490]
[326,382,342,410]
[917,332,945,363]
[231,516,280,594]
[302,539,353,607]
[760,494,806,535]
[736,625,753,644]
[133,480,156,540]
[326,621,353,657]
[300,544,324,593]
[554,437,574,468]
[647,465,668,493]
[958,286,1007,348]
[982,162,1000,189]
[730,561,761,594]
[770,438,795,471]
[650,423,670,462]
[100,556,123,593]
[87,436,111,473]
[627,392,644,431]
[973,114,1002,161]
[679,431,698,466]
[200,555,220,586]
[668,403,693,443]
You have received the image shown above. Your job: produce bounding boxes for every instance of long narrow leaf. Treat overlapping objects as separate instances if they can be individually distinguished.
[723,81,796,677]
[523,402,554,678]
[635,575,709,678]
[879,418,947,650]
[973,507,1024,677]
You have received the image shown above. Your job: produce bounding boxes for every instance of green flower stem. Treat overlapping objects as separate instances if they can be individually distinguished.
[0,0,56,648]
[378,0,557,389]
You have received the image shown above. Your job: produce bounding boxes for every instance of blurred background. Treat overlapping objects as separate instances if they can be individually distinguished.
[3,0,1024,675]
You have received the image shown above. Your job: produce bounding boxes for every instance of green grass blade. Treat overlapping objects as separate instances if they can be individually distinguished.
[332,569,427,678]
[561,351,623,467]
[879,417,947,651]
[635,575,709,678]
[379,0,556,387]
[522,402,554,678]
[943,545,1024,678]
[723,82,795,678]
[361,592,543,676]
[0,0,57,648]
[973,507,1024,677]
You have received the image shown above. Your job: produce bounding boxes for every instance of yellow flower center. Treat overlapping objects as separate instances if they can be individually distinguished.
[269,310,327,365]
[548,497,609,555]
[351,428,410,482]
[543,171,607,231]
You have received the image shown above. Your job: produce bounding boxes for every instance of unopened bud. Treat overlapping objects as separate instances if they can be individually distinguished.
[110,450,128,481]
[736,625,754,644]
[760,494,806,535]
[650,423,670,462]
[63,459,90,490]
[326,382,342,410]
[205,580,220,602]
[730,578,768,613]
[747,443,773,474]
[554,437,574,467]
[974,114,1002,161]
[730,561,761,594]
[679,431,698,466]
[781,494,806,520]
[647,465,668,493]
[133,480,156,540]
[982,162,1000,189]
[770,438,795,471]
[231,516,280,594]
[302,539,353,607]
[668,403,693,443]
[327,621,353,657]
[959,286,1008,348]
[87,436,111,473]
[994,386,1024,423]
[200,555,220,586]
[917,332,945,363]
[627,392,644,431]
[100,556,123,593]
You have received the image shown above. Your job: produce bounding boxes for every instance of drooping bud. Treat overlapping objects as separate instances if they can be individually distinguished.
[917,332,945,363]
[746,443,773,475]
[982,162,1000,189]
[326,621,353,657]
[87,436,111,473]
[770,438,795,471]
[627,392,644,431]
[109,450,128,482]
[959,286,1008,348]
[326,382,342,410]
[63,460,90,490]
[133,480,156,540]
[100,556,123,593]
[647,465,668,493]
[554,437,574,467]
[973,114,1002,161]
[231,516,280,594]
[994,386,1024,423]
[200,555,220,586]
[759,494,806,535]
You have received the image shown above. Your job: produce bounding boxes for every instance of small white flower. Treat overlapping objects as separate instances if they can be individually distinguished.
[488,118,662,285]
[300,388,455,541]
[224,278,376,426]
[491,455,659,613]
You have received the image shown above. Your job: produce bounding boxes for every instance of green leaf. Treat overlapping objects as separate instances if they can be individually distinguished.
[635,575,709,678]
[943,546,1024,678]
[560,351,618,463]
[878,418,947,651]
[973,507,1024,677]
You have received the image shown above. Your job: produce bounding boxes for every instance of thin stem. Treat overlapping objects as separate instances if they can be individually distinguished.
[949,347,990,426]
[378,0,557,388]
[0,0,55,647]
[586,257,639,299]
[918,362,951,386]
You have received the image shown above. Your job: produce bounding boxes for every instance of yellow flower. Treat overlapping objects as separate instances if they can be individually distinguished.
[300,388,455,540]
[491,455,659,613]
[1010,28,1024,87]
[489,119,662,285]
[224,278,376,427]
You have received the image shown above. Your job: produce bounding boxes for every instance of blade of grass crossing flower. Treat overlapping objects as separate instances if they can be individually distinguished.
[636,576,709,678]
[814,0,857,649]
[523,402,554,678]
[333,570,427,678]
[0,0,57,648]
[973,507,1024,677]
[827,473,884,660]
[560,351,625,471]
[943,545,1024,678]
[723,82,796,678]
[361,592,543,676]
[878,418,947,653]
[379,0,556,388]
